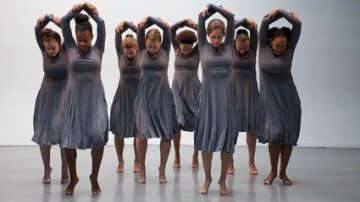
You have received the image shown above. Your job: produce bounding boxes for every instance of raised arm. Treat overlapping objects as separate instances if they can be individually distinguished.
[61,10,77,49]
[35,14,59,51]
[208,4,235,45]
[170,19,187,50]
[147,16,170,51]
[276,9,301,49]
[235,18,258,53]
[115,21,137,57]
[197,5,216,47]
[90,12,106,52]
[136,17,147,51]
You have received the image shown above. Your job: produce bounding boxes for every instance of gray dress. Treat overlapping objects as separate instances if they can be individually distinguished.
[170,19,201,132]
[110,22,140,138]
[256,10,302,145]
[194,4,237,153]
[59,10,108,149]
[134,17,177,140]
[32,15,68,145]
[233,18,259,133]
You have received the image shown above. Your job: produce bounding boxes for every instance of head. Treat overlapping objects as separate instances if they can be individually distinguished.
[235,29,250,56]
[207,19,226,48]
[269,27,291,56]
[122,34,138,60]
[41,28,61,57]
[145,29,161,55]
[75,14,93,52]
[176,30,197,56]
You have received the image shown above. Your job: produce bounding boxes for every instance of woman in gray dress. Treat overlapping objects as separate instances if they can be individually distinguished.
[32,14,69,184]
[60,2,108,195]
[110,21,140,173]
[257,8,301,185]
[194,4,237,195]
[228,18,259,175]
[170,18,201,169]
[134,16,177,184]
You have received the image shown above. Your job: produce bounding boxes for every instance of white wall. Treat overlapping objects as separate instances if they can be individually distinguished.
[0,0,359,147]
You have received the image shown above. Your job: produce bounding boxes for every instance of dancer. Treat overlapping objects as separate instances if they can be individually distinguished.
[194,4,237,195]
[170,18,201,169]
[32,14,69,184]
[228,18,259,175]
[60,2,108,195]
[110,21,140,173]
[134,16,177,183]
[257,8,302,185]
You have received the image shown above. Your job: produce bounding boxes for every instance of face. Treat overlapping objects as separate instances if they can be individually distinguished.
[43,39,60,57]
[235,38,250,56]
[124,47,137,60]
[271,36,287,56]
[179,43,193,56]
[208,29,224,48]
[76,31,93,52]
[145,39,161,55]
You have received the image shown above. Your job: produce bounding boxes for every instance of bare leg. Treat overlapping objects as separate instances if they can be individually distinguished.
[192,148,199,168]
[264,144,280,185]
[136,138,147,183]
[219,152,231,195]
[246,132,258,175]
[199,152,213,194]
[279,145,293,185]
[90,146,104,195]
[133,137,140,173]
[114,136,125,173]
[227,154,234,174]
[39,145,52,183]
[172,130,181,168]
[159,139,171,183]
[64,149,79,195]
[60,148,69,183]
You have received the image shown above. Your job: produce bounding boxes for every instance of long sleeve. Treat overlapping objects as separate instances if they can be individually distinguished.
[170,19,188,50]
[137,22,146,51]
[35,15,53,51]
[235,18,258,54]
[276,10,301,49]
[197,5,216,48]
[91,13,106,53]
[61,10,77,49]
[115,21,137,57]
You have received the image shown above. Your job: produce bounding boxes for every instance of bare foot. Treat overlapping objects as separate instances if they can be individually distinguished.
[61,168,69,184]
[159,167,167,183]
[133,161,140,173]
[192,156,199,169]
[64,177,79,195]
[173,155,181,168]
[89,175,101,195]
[138,166,146,183]
[199,178,212,194]
[263,172,277,185]
[116,161,124,173]
[249,163,258,175]
[218,180,229,195]
[227,163,235,175]
[42,167,52,183]
[279,173,293,185]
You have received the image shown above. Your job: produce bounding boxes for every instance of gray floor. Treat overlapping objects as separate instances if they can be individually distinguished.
[0,145,359,202]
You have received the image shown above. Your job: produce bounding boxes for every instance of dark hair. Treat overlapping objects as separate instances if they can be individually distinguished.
[176,30,197,44]
[75,13,92,34]
[268,26,291,42]
[41,28,61,45]
[207,19,225,35]
[236,29,249,38]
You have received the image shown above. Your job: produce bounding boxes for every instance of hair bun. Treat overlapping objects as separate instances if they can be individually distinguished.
[75,13,89,24]
[125,34,134,38]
